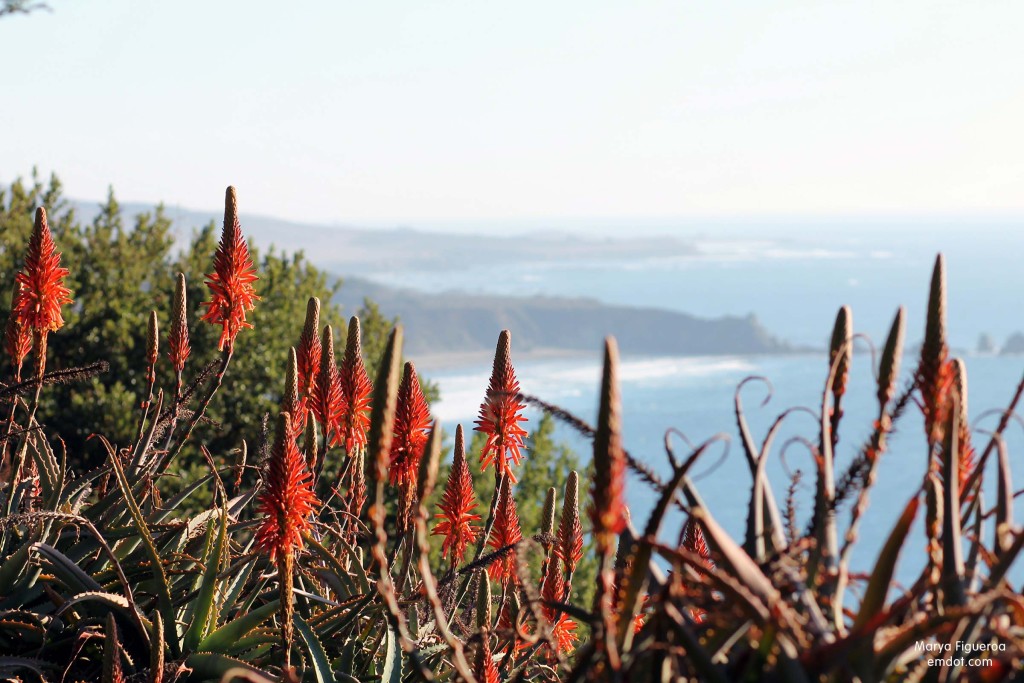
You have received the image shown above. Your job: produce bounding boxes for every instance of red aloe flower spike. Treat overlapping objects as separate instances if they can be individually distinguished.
[592,337,627,540]
[475,330,529,482]
[389,361,431,524]
[339,316,373,453]
[167,273,190,374]
[4,284,32,380]
[281,348,306,442]
[13,207,72,377]
[296,297,321,399]
[432,425,481,566]
[474,629,500,683]
[487,476,523,585]
[917,254,948,447]
[950,358,975,500]
[14,207,73,336]
[201,187,259,352]
[344,441,367,535]
[254,412,319,561]
[254,412,318,671]
[556,470,584,578]
[540,555,578,654]
[310,325,344,443]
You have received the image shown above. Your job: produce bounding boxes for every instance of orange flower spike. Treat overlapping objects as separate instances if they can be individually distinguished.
[13,207,72,336]
[201,187,259,352]
[254,412,319,562]
[475,330,529,482]
[592,338,627,539]
[310,325,344,442]
[3,285,32,379]
[487,477,524,585]
[556,470,584,575]
[541,557,578,654]
[167,273,191,373]
[474,631,500,683]
[339,316,373,453]
[281,348,306,440]
[388,362,431,489]
[296,297,321,399]
[432,425,481,566]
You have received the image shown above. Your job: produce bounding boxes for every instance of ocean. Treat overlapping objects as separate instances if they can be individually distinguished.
[367,224,1024,586]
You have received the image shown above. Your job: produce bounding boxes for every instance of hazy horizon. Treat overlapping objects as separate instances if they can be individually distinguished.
[4,1,1022,229]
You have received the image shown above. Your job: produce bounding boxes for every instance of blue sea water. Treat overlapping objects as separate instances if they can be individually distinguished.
[380,223,1024,587]
[427,352,1024,588]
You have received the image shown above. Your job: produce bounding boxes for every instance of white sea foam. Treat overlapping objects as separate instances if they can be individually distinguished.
[430,355,756,423]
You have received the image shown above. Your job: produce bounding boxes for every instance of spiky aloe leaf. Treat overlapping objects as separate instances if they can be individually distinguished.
[104,440,178,656]
[381,625,403,683]
[151,612,164,683]
[183,504,227,651]
[197,600,279,654]
[31,542,103,594]
[851,493,919,634]
[185,653,268,680]
[293,613,333,683]
[0,537,35,595]
[103,613,122,683]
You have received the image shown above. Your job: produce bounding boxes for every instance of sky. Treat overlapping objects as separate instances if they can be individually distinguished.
[2,1,1023,229]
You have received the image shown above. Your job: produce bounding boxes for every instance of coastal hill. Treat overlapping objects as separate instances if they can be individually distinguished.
[335,277,791,358]
[73,200,792,358]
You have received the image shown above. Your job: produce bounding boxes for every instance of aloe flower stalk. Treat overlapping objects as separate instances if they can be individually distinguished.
[168,273,190,374]
[389,362,431,527]
[541,553,578,654]
[557,470,584,585]
[475,330,529,482]
[254,412,319,670]
[433,425,481,567]
[3,285,32,381]
[917,254,948,448]
[592,338,627,541]
[339,317,373,454]
[310,325,344,445]
[296,297,321,400]
[474,629,500,683]
[487,476,523,585]
[950,358,975,500]
[281,348,305,442]
[201,186,259,352]
[13,207,72,378]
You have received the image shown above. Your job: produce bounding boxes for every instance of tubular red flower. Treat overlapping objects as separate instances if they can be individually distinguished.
[389,362,431,491]
[168,273,190,373]
[487,478,523,584]
[254,413,319,562]
[297,297,321,399]
[310,325,344,442]
[4,285,32,377]
[339,317,373,453]
[13,207,72,335]
[432,426,481,566]
[201,187,259,351]
[475,330,528,482]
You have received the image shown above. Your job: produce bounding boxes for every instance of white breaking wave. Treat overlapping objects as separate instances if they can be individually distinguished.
[430,355,757,423]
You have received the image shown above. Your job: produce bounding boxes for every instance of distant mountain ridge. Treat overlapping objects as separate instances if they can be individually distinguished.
[335,277,792,358]
[69,198,793,358]
[70,200,697,273]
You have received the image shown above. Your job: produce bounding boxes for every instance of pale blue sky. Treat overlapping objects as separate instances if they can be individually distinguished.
[3,1,1022,227]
